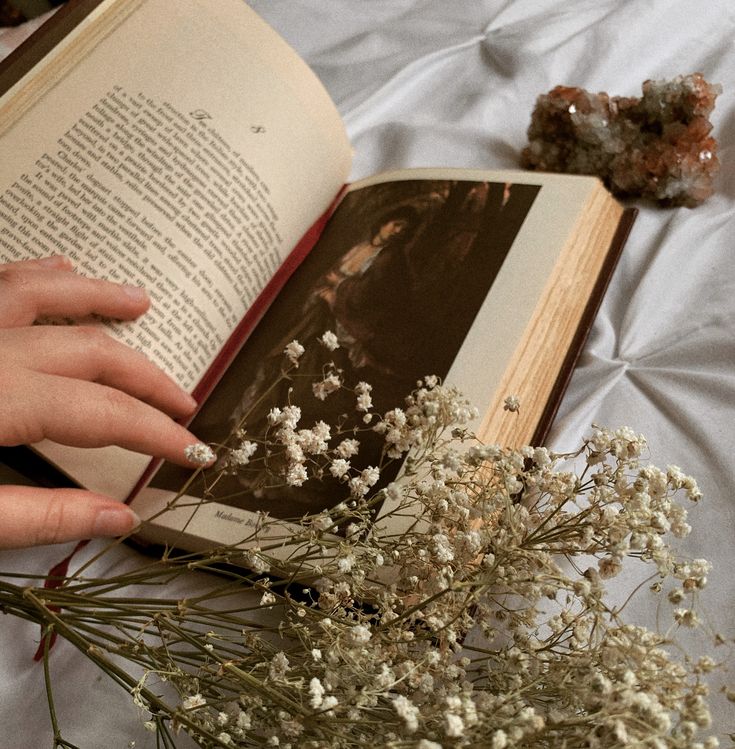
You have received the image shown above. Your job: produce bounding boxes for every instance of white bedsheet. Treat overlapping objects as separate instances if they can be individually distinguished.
[1,1,733,744]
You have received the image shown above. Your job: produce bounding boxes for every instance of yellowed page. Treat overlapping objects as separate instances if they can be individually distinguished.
[0,0,352,497]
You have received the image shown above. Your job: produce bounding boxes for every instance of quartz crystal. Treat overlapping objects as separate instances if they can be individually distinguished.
[521,73,721,206]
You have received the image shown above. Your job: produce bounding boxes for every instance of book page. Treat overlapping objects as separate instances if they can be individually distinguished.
[0,0,352,496]
[0,0,352,389]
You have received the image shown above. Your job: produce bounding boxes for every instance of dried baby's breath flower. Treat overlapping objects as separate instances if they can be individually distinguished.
[312,371,342,400]
[5,337,721,749]
[184,442,215,465]
[503,394,520,412]
[283,339,305,365]
[319,330,340,350]
[182,693,207,711]
[354,380,373,412]
[229,439,258,467]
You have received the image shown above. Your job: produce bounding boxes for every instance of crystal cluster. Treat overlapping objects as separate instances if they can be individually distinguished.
[521,73,721,206]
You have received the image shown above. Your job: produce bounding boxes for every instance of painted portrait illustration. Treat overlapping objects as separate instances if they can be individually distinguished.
[150,178,540,517]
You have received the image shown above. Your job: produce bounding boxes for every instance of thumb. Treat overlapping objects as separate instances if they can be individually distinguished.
[0,486,141,549]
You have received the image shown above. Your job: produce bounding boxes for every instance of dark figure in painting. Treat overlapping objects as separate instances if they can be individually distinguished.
[150,179,539,518]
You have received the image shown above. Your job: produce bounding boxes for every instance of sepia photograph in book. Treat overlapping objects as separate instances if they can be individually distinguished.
[144,178,541,522]
[131,168,635,555]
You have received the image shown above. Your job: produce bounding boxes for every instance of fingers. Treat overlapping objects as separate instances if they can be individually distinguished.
[0,254,73,272]
[0,485,140,549]
[0,262,150,327]
[23,372,209,468]
[0,256,210,468]
[2,326,196,418]
[0,256,216,550]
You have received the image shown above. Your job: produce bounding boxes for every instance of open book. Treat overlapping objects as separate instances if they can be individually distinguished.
[0,0,634,552]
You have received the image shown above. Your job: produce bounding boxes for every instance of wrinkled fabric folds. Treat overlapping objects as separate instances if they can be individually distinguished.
[1,0,733,742]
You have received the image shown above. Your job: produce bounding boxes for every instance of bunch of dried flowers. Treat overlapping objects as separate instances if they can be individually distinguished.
[0,335,726,748]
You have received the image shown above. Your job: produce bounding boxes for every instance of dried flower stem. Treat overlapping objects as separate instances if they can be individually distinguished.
[0,342,726,748]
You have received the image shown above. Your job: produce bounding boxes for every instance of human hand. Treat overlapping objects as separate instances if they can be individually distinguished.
[0,255,210,549]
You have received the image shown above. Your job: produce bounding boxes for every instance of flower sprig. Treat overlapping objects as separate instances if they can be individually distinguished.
[0,335,728,749]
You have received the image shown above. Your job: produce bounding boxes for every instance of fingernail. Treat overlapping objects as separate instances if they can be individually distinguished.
[184,443,216,466]
[92,507,141,537]
[38,255,72,268]
[182,393,198,411]
[123,284,148,303]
